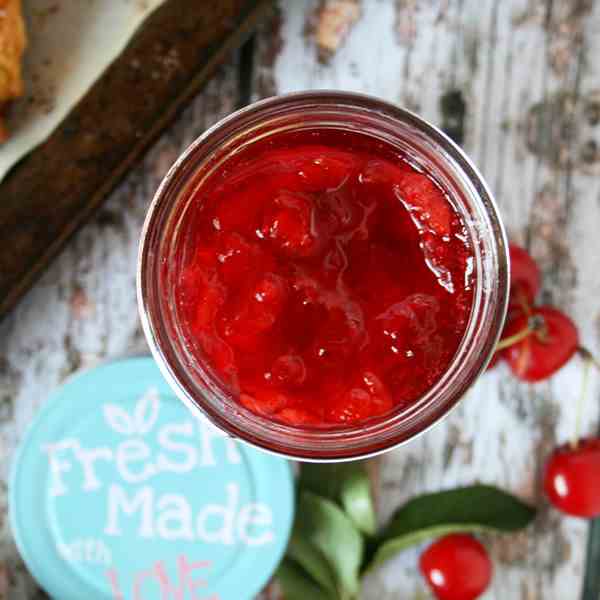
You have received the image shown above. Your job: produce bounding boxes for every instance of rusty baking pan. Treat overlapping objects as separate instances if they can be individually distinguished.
[0,0,272,321]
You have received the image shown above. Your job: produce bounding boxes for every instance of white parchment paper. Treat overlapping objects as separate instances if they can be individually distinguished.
[0,0,164,182]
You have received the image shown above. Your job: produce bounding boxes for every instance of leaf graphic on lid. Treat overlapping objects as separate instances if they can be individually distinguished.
[134,387,160,434]
[103,404,136,435]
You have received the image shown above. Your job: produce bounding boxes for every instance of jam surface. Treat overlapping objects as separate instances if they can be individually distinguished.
[175,129,474,427]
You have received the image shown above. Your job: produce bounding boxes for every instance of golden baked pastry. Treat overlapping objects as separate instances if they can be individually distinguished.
[0,0,27,142]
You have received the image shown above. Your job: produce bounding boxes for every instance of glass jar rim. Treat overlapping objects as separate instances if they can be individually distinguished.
[137,90,509,462]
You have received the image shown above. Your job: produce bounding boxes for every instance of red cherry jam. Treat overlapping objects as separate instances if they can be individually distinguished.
[175,128,474,427]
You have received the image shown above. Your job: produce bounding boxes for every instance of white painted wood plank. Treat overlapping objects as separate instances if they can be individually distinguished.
[259,1,600,598]
[1,1,599,598]
[0,63,240,600]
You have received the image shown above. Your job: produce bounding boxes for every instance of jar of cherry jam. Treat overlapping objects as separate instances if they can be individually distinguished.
[138,91,509,461]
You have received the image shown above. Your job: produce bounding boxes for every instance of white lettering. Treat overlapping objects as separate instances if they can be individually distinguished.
[156,494,194,541]
[43,440,76,496]
[116,440,155,483]
[57,541,73,561]
[96,540,112,565]
[238,503,274,546]
[156,423,196,473]
[196,483,238,545]
[56,539,112,565]
[84,538,95,562]
[105,485,154,538]
[72,445,113,491]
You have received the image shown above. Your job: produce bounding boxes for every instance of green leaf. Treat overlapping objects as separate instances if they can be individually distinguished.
[339,466,377,536]
[299,462,340,498]
[295,491,364,599]
[299,462,377,535]
[276,559,335,600]
[287,524,338,595]
[365,484,536,573]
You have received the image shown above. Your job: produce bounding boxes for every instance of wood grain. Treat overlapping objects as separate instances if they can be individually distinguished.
[0,0,272,321]
[1,1,600,599]
[0,56,244,600]
[253,1,600,598]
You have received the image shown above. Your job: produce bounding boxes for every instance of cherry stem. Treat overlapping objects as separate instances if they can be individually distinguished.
[571,355,592,451]
[495,327,532,351]
[516,288,532,317]
[578,346,600,373]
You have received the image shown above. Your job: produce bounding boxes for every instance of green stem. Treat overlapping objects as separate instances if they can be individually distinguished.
[495,327,532,351]
[578,346,600,373]
[516,286,532,317]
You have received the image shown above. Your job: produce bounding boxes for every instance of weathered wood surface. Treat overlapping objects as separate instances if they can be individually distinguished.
[2,1,600,598]
[0,0,271,321]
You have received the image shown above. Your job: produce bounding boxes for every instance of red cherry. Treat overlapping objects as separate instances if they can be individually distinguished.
[501,306,578,382]
[419,534,492,600]
[543,438,600,517]
[508,244,541,311]
[486,304,528,371]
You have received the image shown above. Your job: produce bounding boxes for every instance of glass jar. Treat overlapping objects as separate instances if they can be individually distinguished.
[137,91,509,461]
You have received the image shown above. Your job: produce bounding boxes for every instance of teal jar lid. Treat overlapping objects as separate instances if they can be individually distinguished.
[10,357,294,600]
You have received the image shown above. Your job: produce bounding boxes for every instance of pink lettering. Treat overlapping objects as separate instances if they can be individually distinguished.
[134,565,161,600]
[106,558,219,600]
[106,569,124,600]
[154,560,184,600]
[178,556,212,600]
